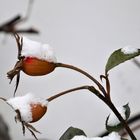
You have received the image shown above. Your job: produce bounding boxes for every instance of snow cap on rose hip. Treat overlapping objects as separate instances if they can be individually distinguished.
[21,36,57,63]
[21,37,57,76]
[7,35,57,95]
[7,93,48,123]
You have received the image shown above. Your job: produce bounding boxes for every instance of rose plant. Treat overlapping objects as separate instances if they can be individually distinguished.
[0,34,140,140]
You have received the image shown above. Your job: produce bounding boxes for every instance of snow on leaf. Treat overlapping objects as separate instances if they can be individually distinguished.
[105,47,140,73]
[59,127,86,140]
[106,104,130,132]
[121,46,138,54]
[70,132,122,140]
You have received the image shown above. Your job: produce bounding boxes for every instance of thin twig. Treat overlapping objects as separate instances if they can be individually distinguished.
[47,85,90,102]
[55,63,107,97]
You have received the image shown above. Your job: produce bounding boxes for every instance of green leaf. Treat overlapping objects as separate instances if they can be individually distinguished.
[105,48,140,73]
[106,104,131,133]
[59,126,86,140]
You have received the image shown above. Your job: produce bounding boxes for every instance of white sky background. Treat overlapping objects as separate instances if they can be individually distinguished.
[0,0,140,140]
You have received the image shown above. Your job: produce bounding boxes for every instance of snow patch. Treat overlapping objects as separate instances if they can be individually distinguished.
[7,93,48,123]
[71,132,121,140]
[21,37,57,63]
[107,106,126,126]
[121,46,138,54]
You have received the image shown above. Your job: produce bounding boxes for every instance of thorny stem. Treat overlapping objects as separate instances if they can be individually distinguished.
[47,85,137,140]
[55,63,107,97]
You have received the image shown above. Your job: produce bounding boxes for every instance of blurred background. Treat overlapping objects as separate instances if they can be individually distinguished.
[0,0,140,139]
